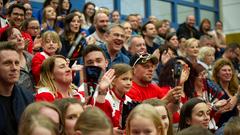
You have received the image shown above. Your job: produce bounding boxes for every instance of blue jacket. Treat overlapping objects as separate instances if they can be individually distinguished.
[0,85,34,135]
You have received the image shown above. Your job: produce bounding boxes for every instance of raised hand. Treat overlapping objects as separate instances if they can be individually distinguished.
[98,69,115,95]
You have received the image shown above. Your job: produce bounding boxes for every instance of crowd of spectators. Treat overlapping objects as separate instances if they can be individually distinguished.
[0,0,239,135]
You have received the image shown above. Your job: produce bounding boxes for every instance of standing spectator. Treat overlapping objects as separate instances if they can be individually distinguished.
[87,12,109,46]
[0,41,34,135]
[177,15,200,40]
[99,24,129,68]
[141,21,159,54]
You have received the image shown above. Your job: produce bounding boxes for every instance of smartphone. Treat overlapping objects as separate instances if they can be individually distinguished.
[84,66,103,97]
[173,61,182,86]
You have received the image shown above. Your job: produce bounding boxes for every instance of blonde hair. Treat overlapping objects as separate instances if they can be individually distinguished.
[183,38,199,57]
[37,55,74,96]
[74,107,113,135]
[212,58,239,95]
[197,46,215,61]
[19,114,58,135]
[111,63,132,78]
[42,31,62,53]
[126,104,164,135]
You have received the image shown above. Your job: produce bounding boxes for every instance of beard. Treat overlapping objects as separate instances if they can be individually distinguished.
[97,27,107,33]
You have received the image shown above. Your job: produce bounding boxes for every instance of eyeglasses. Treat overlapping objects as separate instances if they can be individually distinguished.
[132,53,151,67]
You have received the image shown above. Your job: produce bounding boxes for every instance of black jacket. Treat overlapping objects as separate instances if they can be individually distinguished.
[0,85,34,135]
[177,22,200,39]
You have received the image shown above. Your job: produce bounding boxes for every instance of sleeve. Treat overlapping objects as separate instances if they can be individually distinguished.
[31,54,44,84]
[95,100,114,123]
[35,92,55,102]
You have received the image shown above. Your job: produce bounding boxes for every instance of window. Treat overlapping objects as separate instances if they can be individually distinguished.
[151,0,171,21]
[177,5,194,23]
[200,10,215,26]
[121,0,145,17]
[199,0,215,7]
[85,0,114,11]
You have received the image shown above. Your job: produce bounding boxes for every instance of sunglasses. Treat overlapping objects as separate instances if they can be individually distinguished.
[132,53,151,67]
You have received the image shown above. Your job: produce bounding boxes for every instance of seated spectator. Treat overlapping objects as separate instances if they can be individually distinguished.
[143,99,174,135]
[0,27,34,91]
[95,64,132,132]
[127,35,147,57]
[110,10,120,24]
[18,114,59,135]
[0,41,34,135]
[35,55,84,102]
[74,107,113,135]
[60,13,87,65]
[54,98,84,135]
[197,46,215,76]
[121,21,133,57]
[99,24,129,68]
[19,101,62,134]
[56,0,71,29]
[21,18,41,54]
[41,5,61,34]
[212,58,239,127]
[183,38,200,64]
[82,2,96,30]
[165,32,179,49]
[141,21,159,54]
[199,18,212,37]
[32,31,62,84]
[177,15,200,40]
[126,14,140,35]
[178,98,211,131]
[177,125,213,135]
[126,104,164,135]
[23,2,32,19]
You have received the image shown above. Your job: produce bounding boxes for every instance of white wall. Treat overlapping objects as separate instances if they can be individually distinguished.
[221,0,240,34]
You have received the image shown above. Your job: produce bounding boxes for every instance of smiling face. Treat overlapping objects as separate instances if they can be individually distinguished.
[7,28,25,50]
[70,15,81,33]
[0,50,20,85]
[62,0,70,11]
[203,52,215,66]
[9,7,25,28]
[186,40,199,58]
[218,65,233,83]
[52,58,72,85]
[65,103,83,135]
[112,71,133,96]
[187,102,210,128]
[23,3,32,19]
[106,26,126,52]
[129,115,159,135]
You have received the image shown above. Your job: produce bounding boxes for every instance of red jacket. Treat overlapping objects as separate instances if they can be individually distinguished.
[32,52,49,84]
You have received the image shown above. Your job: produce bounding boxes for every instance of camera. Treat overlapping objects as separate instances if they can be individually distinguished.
[173,62,182,86]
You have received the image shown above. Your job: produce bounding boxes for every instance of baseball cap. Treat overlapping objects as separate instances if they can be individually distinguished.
[130,53,158,67]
